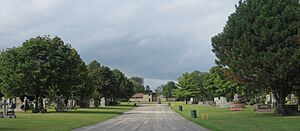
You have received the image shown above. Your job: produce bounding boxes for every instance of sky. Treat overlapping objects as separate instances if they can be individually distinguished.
[0,0,239,89]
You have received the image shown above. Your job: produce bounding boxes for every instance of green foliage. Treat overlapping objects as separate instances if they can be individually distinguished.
[175,71,210,101]
[177,72,199,98]
[87,61,115,105]
[249,99,256,105]
[204,66,245,100]
[0,36,86,108]
[162,81,178,99]
[130,77,145,93]
[112,69,134,100]
[212,0,300,115]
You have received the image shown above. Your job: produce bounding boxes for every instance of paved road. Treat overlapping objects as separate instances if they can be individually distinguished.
[73,104,208,131]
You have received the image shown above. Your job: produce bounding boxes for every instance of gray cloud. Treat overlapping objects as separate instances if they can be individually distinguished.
[0,0,238,88]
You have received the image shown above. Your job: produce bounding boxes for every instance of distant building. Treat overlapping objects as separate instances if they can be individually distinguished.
[129,93,175,102]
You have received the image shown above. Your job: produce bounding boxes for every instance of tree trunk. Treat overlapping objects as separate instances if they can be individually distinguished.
[185,97,188,104]
[273,90,289,115]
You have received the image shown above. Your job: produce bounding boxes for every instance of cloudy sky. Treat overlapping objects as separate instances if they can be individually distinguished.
[0,0,238,89]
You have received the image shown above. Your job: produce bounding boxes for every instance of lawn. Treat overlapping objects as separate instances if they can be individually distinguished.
[170,102,300,131]
[0,104,134,131]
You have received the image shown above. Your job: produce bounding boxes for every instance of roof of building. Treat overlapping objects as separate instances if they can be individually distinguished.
[131,93,144,98]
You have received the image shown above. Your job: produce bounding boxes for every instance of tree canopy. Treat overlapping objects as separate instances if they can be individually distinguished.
[0,36,86,112]
[212,0,300,115]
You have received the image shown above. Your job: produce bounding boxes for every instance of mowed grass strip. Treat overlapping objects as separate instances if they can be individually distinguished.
[0,104,134,131]
[170,102,300,131]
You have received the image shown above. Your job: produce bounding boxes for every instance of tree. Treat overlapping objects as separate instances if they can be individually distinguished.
[112,69,134,101]
[176,73,199,104]
[162,81,177,101]
[0,36,86,112]
[212,0,300,115]
[204,66,245,101]
[189,71,210,101]
[145,85,152,93]
[130,77,145,93]
[87,61,115,106]
[0,48,23,98]
[155,85,163,95]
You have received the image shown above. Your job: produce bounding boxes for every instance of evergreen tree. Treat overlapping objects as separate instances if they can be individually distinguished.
[212,0,300,115]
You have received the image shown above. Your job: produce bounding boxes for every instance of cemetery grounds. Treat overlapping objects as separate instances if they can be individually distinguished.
[170,102,300,131]
[0,104,134,131]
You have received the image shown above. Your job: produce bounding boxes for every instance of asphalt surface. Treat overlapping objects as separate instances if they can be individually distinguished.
[73,104,208,131]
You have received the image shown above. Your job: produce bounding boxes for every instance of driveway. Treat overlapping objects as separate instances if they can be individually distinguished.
[73,104,208,131]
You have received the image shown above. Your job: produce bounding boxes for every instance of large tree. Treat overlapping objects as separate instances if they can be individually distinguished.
[212,0,300,115]
[130,77,145,93]
[87,61,115,106]
[112,69,134,101]
[0,36,86,112]
[176,73,199,104]
[162,81,178,101]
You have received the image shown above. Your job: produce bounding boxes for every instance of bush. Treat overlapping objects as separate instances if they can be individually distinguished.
[249,99,256,106]
[108,101,120,105]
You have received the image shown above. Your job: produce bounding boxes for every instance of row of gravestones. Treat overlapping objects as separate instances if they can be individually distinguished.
[88,97,106,108]
[0,97,80,113]
[197,94,241,108]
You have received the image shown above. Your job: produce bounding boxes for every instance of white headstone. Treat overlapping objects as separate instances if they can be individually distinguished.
[188,98,194,104]
[233,94,239,102]
[15,97,22,111]
[198,102,204,105]
[220,97,227,108]
[265,94,271,104]
[89,98,95,108]
[100,97,106,107]
[214,97,220,107]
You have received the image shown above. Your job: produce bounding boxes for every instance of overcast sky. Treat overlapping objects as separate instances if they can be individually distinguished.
[0,0,238,89]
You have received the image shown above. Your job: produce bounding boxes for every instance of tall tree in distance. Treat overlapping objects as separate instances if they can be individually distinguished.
[212,0,300,115]
[145,85,152,93]
[112,69,134,101]
[162,81,177,101]
[130,77,145,93]
[176,73,199,104]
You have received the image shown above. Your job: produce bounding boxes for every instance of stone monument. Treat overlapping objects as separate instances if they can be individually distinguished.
[100,97,106,107]
[89,98,95,108]
[1,97,16,118]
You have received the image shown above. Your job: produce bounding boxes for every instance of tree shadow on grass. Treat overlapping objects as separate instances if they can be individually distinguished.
[45,110,123,114]
[0,127,24,131]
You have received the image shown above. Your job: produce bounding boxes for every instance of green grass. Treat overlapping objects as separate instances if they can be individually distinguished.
[0,104,134,131]
[170,102,300,131]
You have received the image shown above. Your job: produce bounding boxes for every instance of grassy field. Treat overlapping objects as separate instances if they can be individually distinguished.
[0,104,134,131]
[170,102,300,131]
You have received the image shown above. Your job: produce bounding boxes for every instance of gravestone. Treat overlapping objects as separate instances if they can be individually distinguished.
[265,94,271,104]
[89,98,95,108]
[198,101,204,105]
[55,99,66,112]
[42,98,49,111]
[233,94,240,102]
[214,97,220,107]
[253,104,272,112]
[1,97,16,118]
[220,97,228,108]
[100,97,106,107]
[23,97,29,111]
[15,97,22,111]
[67,99,76,109]
[290,94,299,105]
[271,93,276,107]
[188,98,194,104]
